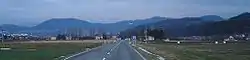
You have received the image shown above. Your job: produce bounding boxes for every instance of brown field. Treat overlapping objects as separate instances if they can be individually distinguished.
[0,41,104,60]
[3,40,115,44]
[138,42,250,60]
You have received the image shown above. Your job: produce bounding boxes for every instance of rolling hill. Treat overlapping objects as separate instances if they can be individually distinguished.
[121,12,250,37]
[0,16,166,36]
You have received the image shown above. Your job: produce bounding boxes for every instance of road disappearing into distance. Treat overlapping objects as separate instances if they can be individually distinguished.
[66,40,146,60]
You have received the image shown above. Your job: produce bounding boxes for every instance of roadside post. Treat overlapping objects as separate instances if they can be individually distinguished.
[215,41,218,44]
[0,30,11,50]
[1,30,4,47]
[177,41,180,44]
[132,36,137,46]
[223,41,226,44]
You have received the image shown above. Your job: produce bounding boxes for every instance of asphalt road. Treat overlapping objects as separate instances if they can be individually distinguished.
[69,40,146,60]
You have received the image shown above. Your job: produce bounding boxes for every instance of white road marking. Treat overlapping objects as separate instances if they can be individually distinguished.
[139,47,165,60]
[63,40,122,60]
[107,52,110,55]
[102,58,106,60]
[63,45,103,60]
[110,40,122,51]
[103,40,122,60]
[63,50,85,60]
[63,50,89,60]
[108,40,122,53]
[129,44,147,60]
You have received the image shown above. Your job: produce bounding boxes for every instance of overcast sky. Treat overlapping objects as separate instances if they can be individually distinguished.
[0,0,250,26]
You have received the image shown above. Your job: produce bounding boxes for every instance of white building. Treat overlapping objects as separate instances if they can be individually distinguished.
[50,37,57,40]
[147,36,155,41]
[95,36,103,40]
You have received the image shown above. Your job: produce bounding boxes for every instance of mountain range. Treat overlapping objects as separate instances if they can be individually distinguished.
[0,14,225,36]
[121,12,250,37]
[0,16,168,36]
[196,12,250,36]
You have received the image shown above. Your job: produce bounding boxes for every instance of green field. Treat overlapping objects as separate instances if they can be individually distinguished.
[0,42,101,60]
[138,43,250,60]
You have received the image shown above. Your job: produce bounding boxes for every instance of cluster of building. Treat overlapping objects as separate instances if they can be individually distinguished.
[49,34,118,40]
[0,33,46,41]
[166,34,250,42]
[0,33,118,41]
[0,29,120,41]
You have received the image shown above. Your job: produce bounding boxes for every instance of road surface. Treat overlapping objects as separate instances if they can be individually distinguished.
[69,40,146,60]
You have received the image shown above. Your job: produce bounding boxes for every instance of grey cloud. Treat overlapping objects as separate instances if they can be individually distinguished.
[0,0,250,25]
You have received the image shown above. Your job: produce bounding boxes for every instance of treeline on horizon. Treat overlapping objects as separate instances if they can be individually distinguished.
[120,12,250,37]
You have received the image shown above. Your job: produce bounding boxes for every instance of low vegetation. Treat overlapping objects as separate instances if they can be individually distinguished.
[0,42,101,60]
[139,42,250,60]
[134,46,159,60]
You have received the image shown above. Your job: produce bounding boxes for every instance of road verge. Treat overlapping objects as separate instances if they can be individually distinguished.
[133,44,165,60]
[62,45,103,60]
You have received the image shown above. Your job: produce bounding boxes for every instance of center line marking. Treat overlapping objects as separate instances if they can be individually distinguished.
[102,58,106,60]
[109,40,122,52]
[103,40,122,59]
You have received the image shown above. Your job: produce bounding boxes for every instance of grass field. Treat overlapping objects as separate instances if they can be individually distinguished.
[133,45,159,60]
[0,41,102,60]
[138,42,250,60]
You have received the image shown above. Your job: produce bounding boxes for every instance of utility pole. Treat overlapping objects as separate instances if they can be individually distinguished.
[1,30,4,47]
[1,34,3,46]
[144,26,148,41]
